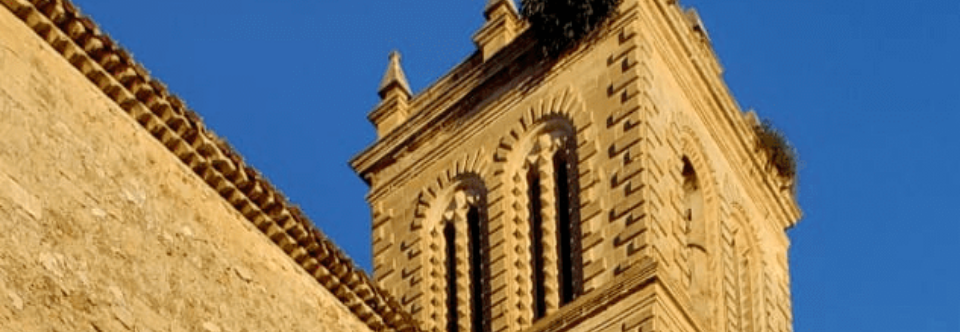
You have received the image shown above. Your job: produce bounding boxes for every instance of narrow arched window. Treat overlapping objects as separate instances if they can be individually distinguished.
[527,164,547,320]
[441,186,489,332]
[553,148,581,305]
[507,116,584,321]
[521,120,583,321]
[682,156,710,323]
[467,206,486,332]
[682,157,705,253]
[444,221,459,332]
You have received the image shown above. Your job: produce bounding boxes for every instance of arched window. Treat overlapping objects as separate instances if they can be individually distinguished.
[523,122,582,320]
[682,157,705,254]
[724,210,758,332]
[467,206,485,332]
[444,222,459,332]
[682,156,710,323]
[527,163,547,319]
[441,187,489,332]
[553,144,581,305]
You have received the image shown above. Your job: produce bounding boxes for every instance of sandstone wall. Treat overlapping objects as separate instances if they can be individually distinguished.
[0,7,371,332]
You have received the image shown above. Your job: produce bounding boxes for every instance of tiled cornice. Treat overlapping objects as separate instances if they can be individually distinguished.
[0,0,420,330]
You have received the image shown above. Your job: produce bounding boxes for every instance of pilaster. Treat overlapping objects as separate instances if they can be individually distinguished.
[473,0,523,61]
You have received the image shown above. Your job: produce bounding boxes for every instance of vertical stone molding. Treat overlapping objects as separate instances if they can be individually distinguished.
[473,0,523,61]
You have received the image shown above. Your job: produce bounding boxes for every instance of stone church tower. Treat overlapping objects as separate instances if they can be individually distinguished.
[0,0,799,330]
[351,1,801,332]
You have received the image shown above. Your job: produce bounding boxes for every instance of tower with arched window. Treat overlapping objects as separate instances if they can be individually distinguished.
[351,1,801,332]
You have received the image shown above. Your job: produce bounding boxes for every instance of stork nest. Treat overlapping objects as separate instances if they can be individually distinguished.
[521,0,622,58]
[753,119,798,183]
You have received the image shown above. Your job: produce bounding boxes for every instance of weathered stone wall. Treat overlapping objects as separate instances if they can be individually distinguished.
[0,7,373,332]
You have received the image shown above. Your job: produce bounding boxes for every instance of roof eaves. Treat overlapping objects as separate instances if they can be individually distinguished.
[0,0,421,330]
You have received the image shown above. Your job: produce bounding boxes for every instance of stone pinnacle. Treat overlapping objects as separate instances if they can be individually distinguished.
[378,51,412,99]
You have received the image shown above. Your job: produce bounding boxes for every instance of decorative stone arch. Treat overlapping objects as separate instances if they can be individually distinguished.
[488,86,600,327]
[676,126,721,221]
[721,176,766,259]
[667,112,723,328]
[722,198,765,332]
[408,150,490,332]
[668,113,722,254]
[413,149,490,227]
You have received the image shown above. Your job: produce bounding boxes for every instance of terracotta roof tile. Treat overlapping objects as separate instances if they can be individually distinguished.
[0,0,420,330]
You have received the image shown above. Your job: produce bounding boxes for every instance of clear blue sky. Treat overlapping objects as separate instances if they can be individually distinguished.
[72,1,959,331]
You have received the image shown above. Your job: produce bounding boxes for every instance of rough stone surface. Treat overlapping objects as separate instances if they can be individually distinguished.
[0,6,373,332]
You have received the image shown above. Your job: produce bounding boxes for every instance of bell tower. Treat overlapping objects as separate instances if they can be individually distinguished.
[350,1,801,332]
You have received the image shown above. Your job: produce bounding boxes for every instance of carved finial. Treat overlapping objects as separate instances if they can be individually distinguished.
[378,51,412,99]
[369,51,413,137]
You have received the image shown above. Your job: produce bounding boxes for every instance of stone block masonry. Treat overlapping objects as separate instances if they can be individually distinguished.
[0,0,410,330]
[352,0,800,331]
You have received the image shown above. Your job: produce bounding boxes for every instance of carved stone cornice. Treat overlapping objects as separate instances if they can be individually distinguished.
[522,257,705,332]
[350,3,639,200]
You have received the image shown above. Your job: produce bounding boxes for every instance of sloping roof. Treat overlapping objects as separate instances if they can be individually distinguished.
[0,0,420,330]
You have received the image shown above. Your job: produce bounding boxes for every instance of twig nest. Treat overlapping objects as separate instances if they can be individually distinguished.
[753,119,798,184]
[521,0,622,58]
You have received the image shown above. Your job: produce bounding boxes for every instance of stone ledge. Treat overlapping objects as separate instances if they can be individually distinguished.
[525,257,658,332]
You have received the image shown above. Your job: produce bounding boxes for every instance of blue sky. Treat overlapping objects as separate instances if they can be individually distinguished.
[72,1,959,331]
